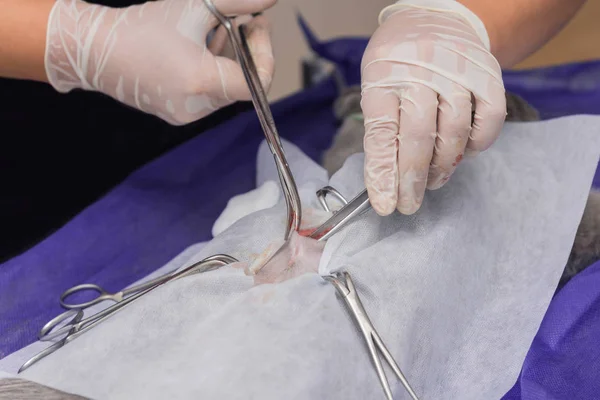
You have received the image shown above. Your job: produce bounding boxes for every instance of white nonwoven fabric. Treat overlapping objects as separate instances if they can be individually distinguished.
[212,180,281,237]
[0,242,208,375]
[18,116,600,400]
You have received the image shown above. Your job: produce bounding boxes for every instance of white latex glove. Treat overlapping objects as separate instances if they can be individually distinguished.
[361,0,506,215]
[45,0,276,125]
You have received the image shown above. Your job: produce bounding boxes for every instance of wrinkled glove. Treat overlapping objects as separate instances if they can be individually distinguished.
[361,0,506,215]
[45,0,275,125]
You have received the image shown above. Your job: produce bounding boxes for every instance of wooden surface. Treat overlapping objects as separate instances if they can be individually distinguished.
[516,0,600,69]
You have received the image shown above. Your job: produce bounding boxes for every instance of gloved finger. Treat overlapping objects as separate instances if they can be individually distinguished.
[208,15,274,101]
[213,0,276,17]
[208,16,251,57]
[362,86,400,217]
[396,83,438,215]
[466,81,506,155]
[241,15,274,92]
[427,84,472,190]
[208,25,228,54]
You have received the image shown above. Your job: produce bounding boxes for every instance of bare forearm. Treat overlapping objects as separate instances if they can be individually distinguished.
[458,0,588,67]
[0,0,55,82]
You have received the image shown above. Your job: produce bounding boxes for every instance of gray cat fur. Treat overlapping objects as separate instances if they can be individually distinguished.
[0,379,87,400]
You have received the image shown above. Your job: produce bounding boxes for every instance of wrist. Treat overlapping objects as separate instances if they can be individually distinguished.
[379,0,491,51]
[0,0,55,82]
[45,0,115,93]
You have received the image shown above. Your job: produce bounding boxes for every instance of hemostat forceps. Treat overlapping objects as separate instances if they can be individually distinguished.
[19,254,238,373]
[204,0,301,240]
[314,187,418,399]
[310,188,371,242]
[58,269,188,310]
[325,272,420,400]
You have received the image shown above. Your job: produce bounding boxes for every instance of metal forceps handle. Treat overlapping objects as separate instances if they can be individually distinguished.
[18,309,84,373]
[310,189,371,242]
[59,284,115,309]
[316,186,348,213]
[204,0,301,240]
[41,255,239,342]
[326,272,420,400]
[19,255,239,373]
[59,270,180,310]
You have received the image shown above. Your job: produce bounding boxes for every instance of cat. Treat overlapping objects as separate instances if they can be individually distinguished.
[1,93,597,400]
[0,379,86,400]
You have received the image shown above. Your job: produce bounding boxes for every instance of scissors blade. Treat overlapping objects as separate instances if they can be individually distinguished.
[309,189,371,241]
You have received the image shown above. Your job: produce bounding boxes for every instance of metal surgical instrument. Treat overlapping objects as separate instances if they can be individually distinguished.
[325,272,420,400]
[315,189,418,399]
[59,269,188,310]
[310,188,371,242]
[204,0,301,240]
[18,254,239,373]
[316,185,348,212]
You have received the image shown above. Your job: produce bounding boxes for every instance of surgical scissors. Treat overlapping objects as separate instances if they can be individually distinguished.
[314,191,418,399]
[204,0,301,240]
[19,254,238,373]
[325,272,420,400]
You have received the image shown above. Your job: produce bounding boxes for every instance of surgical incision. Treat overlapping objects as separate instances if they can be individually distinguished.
[242,207,331,285]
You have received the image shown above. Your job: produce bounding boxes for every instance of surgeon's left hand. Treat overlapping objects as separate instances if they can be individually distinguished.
[361,0,506,216]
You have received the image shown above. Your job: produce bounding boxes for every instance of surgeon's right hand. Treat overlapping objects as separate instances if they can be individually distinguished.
[45,0,276,125]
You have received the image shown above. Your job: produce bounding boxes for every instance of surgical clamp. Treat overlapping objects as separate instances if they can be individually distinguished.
[58,269,190,310]
[310,188,371,241]
[325,272,420,400]
[314,190,418,399]
[204,0,301,240]
[19,254,238,373]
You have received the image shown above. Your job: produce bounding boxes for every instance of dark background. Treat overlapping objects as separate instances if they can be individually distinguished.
[0,0,252,262]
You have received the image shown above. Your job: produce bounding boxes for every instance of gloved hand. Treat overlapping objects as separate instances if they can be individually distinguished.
[45,0,276,125]
[361,0,506,215]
